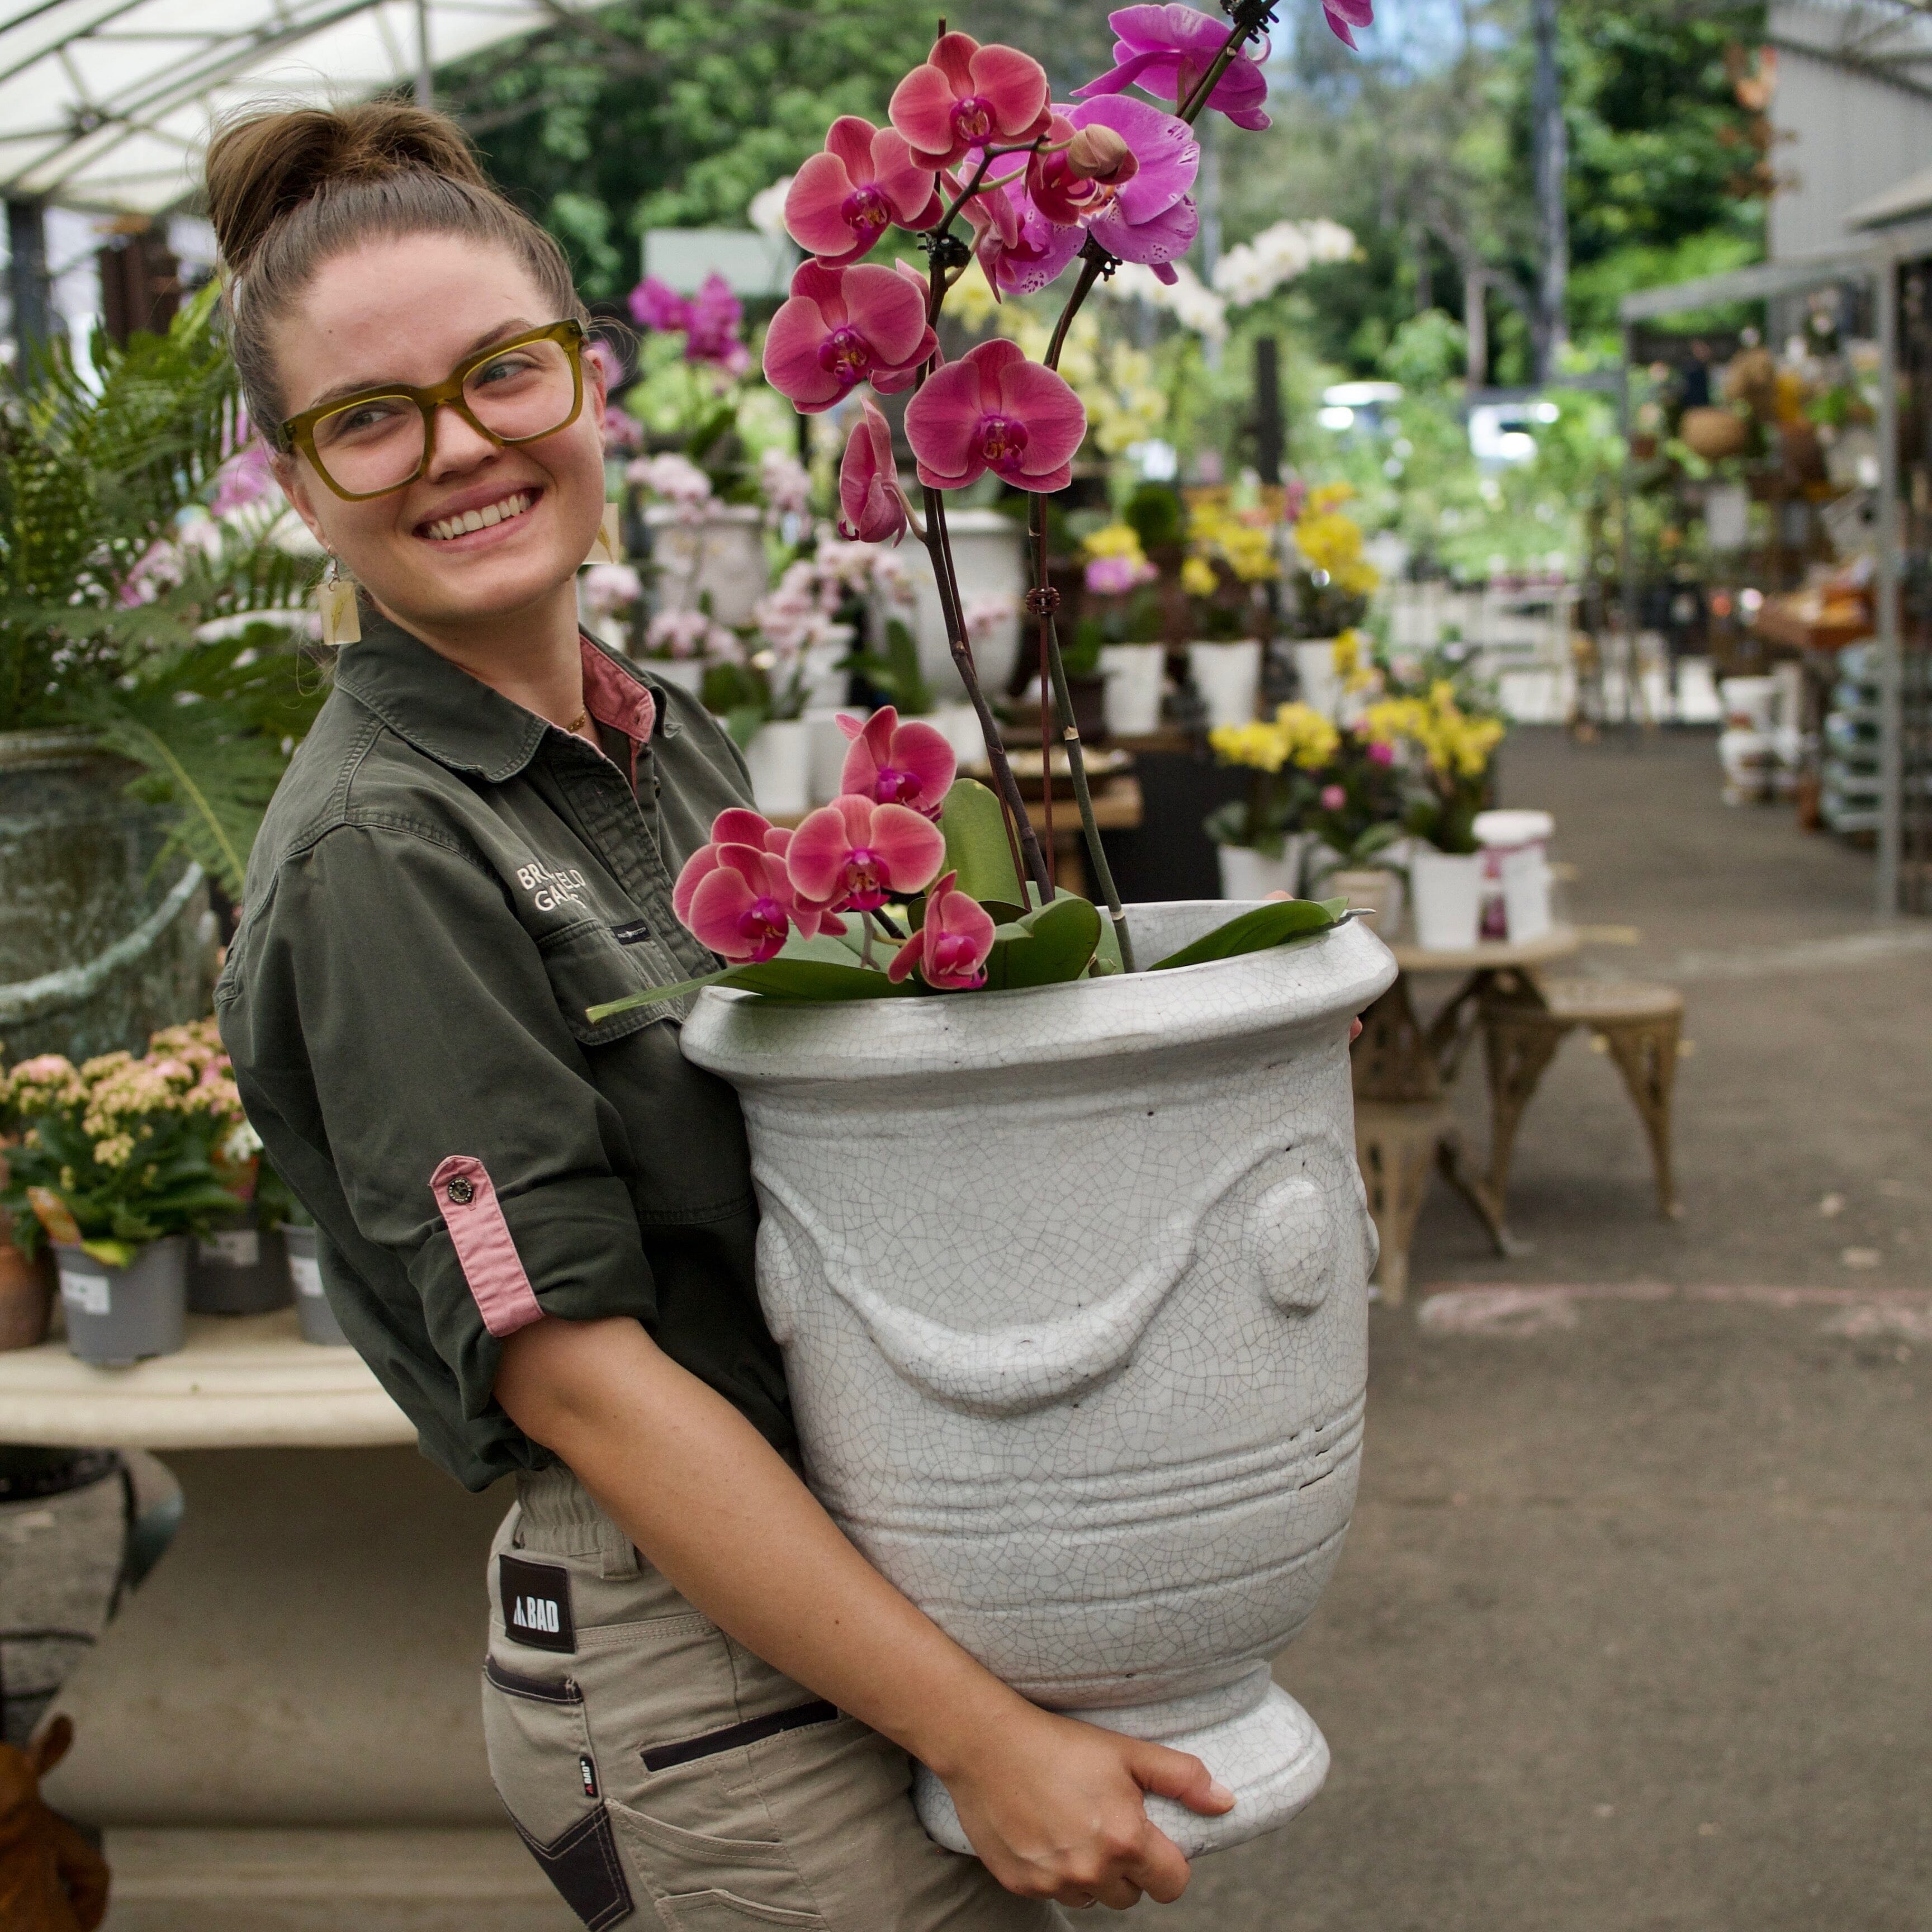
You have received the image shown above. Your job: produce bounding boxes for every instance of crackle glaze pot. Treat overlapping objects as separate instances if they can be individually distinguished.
[679,905,1397,1859]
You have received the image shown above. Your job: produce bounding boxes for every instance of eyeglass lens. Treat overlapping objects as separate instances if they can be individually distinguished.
[309,337,577,495]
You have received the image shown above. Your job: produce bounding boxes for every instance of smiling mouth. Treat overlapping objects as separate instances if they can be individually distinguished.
[421,489,537,542]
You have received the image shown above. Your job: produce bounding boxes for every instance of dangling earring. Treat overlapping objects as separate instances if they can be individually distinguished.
[317,554,361,647]
[586,502,623,566]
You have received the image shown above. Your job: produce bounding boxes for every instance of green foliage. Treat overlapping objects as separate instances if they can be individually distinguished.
[939,778,1024,907]
[979,894,1101,991]
[850,616,934,714]
[1147,897,1349,972]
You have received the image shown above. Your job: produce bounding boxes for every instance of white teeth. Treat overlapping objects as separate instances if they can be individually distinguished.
[425,492,531,541]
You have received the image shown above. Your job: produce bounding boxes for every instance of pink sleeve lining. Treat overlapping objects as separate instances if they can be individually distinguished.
[429,1156,544,1339]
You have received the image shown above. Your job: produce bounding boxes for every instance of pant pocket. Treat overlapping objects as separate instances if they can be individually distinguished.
[609,1797,825,1927]
[482,1655,635,1930]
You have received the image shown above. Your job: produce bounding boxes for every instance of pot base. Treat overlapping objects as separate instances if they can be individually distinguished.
[913,1682,1329,1860]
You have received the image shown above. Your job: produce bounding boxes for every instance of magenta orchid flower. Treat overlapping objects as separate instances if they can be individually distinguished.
[1073,4,1274,131]
[964,175,1085,299]
[763,262,937,413]
[786,795,946,912]
[1322,0,1376,50]
[785,117,942,266]
[629,276,692,333]
[684,273,750,373]
[888,32,1052,170]
[1036,97,1199,271]
[837,706,956,820]
[903,338,1087,494]
[887,872,997,990]
[837,400,911,546]
[674,809,847,963]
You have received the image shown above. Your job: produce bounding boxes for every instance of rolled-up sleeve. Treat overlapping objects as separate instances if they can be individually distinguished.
[221,823,652,1421]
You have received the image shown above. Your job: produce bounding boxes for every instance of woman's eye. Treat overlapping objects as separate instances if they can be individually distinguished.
[470,352,540,390]
[320,399,408,443]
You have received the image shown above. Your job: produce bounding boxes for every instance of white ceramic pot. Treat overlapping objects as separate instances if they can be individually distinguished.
[681,908,1398,1860]
[644,657,709,698]
[1216,837,1307,901]
[56,1237,189,1365]
[1409,849,1484,951]
[1187,641,1263,731]
[744,718,813,817]
[905,508,1027,702]
[644,506,769,628]
[1098,644,1167,737]
[1292,641,1343,721]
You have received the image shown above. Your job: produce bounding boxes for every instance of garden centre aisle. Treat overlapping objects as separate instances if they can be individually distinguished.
[1138,725,1932,1932]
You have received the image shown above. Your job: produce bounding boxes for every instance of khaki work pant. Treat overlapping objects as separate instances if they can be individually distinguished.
[483,1465,1069,1931]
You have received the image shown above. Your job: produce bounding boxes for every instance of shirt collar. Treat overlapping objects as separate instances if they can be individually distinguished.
[334,613,666,784]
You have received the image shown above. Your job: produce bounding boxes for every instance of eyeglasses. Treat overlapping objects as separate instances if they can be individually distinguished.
[279,319,587,501]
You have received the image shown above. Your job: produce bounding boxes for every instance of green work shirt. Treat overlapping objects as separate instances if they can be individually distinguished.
[215,613,794,1490]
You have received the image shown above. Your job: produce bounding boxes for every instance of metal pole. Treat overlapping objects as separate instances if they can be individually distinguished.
[6,199,50,367]
[1876,252,1903,917]
[1253,334,1283,485]
[1618,322,1637,731]
[415,0,433,108]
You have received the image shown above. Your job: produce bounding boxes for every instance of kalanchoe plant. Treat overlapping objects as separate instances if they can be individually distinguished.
[603,0,1372,1015]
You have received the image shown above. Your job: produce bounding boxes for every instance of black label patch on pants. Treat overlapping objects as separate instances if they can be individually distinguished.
[500,1555,576,1652]
[579,1754,599,1800]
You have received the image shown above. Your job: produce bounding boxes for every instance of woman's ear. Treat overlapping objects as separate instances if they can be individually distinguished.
[272,452,329,552]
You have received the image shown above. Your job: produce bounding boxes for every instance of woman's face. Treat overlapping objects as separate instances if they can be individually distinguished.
[271,234,606,637]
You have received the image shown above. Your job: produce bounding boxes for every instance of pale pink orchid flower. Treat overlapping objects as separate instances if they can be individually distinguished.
[837,399,911,545]
[786,794,946,912]
[837,705,956,820]
[763,262,937,413]
[674,809,847,962]
[903,338,1086,494]
[887,872,997,989]
[889,32,1052,170]
[785,116,942,266]
[1073,4,1275,129]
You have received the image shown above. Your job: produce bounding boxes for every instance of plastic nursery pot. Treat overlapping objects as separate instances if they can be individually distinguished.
[1472,809,1554,944]
[1291,641,1343,722]
[1328,867,1405,938]
[1216,836,1308,901]
[282,1225,349,1347]
[744,719,812,818]
[1409,849,1484,951]
[1097,644,1166,737]
[1186,640,1263,731]
[188,1205,291,1315]
[56,1237,189,1365]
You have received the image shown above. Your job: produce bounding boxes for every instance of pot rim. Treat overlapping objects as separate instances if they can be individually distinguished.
[680,908,1395,1085]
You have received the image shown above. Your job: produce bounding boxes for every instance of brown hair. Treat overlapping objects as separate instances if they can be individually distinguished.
[205,100,588,436]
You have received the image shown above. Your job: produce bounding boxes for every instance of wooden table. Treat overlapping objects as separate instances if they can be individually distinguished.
[1351,926,1581,1290]
[1020,775,1143,897]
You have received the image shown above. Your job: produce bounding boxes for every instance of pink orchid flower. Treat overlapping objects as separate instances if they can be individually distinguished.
[1033,97,1199,271]
[1323,0,1376,50]
[963,174,1084,299]
[837,706,956,820]
[837,399,911,546]
[1073,4,1274,131]
[763,262,937,413]
[629,276,692,333]
[785,117,942,267]
[887,872,998,990]
[903,338,1087,494]
[674,809,846,962]
[786,794,946,912]
[889,32,1052,170]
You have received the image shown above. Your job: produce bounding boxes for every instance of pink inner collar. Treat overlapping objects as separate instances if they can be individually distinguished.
[578,638,656,788]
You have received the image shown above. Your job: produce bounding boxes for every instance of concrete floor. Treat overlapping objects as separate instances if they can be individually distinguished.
[1140,727,1932,1929]
[96,728,1932,1929]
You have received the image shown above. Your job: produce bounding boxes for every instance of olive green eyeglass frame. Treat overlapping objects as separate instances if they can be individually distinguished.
[277,319,588,503]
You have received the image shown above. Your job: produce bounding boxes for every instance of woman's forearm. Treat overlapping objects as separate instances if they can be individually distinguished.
[493,1313,1021,1775]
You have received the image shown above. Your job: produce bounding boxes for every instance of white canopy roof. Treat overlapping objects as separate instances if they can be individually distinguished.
[0,0,580,214]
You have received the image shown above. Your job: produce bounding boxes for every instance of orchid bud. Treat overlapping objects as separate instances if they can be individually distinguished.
[1066,123,1135,184]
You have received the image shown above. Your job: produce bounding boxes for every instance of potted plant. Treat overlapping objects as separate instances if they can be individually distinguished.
[1182,496,1281,728]
[1298,705,1410,931]
[1284,485,1379,719]
[1203,703,1338,899]
[1,1038,253,1363]
[274,1199,349,1347]
[1076,523,1167,735]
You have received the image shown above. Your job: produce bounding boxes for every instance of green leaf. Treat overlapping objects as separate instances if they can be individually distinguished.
[1148,898,1349,972]
[585,953,921,1022]
[940,779,1024,906]
[982,893,1101,990]
[82,1239,139,1270]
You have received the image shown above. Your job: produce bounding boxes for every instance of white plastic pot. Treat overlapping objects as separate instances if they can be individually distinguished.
[1187,641,1263,731]
[1472,808,1554,944]
[928,701,992,772]
[1098,644,1167,737]
[56,1237,189,1365]
[1292,641,1343,721]
[1409,849,1484,951]
[1216,837,1308,901]
[743,718,813,818]
[1328,868,1404,937]
[803,707,863,806]
[680,907,1398,1861]
[645,657,709,698]
[643,505,768,628]
[905,508,1027,702]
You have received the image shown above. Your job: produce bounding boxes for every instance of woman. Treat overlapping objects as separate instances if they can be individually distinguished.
[210,102,1231,1927]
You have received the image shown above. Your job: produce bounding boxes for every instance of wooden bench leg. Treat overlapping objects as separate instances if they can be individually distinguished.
[1353,1107,1447,1306]
[1597,1015,1684,1219]
[1472,1015,1574,1252]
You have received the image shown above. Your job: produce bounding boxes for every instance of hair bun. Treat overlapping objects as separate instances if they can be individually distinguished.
[206,101,486,276]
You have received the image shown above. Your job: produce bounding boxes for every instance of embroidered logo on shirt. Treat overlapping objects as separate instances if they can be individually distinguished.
[515,861,588,915]
[610,919,651,946]
[500,1555,576,1652]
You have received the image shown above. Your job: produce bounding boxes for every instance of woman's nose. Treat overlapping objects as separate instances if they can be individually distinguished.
[424,401,499,476]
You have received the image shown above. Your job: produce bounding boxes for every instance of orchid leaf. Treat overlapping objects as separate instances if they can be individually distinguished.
[1147,898,1350,972]
[586,954,917,1022]
[981,893,1101,991]
[939,779,1024,906]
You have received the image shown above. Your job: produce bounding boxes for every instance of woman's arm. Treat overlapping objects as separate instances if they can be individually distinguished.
[496,1314,1233,1911]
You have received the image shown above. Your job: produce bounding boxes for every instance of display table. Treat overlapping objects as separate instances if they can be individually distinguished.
[1,1314,558,1930]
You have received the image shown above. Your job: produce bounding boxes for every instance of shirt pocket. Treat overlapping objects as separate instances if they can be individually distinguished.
[539,918,693,1047]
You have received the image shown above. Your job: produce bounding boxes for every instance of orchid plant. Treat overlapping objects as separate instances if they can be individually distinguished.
[601,0,1372,1014]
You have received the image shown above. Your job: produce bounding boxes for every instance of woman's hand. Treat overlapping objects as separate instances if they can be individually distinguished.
[937,1704,1233,1909]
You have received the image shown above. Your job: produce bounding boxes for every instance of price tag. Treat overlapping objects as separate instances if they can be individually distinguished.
[199,1229,261,1267]
[290,1254,325,1300]
[60,1270,110,1317]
